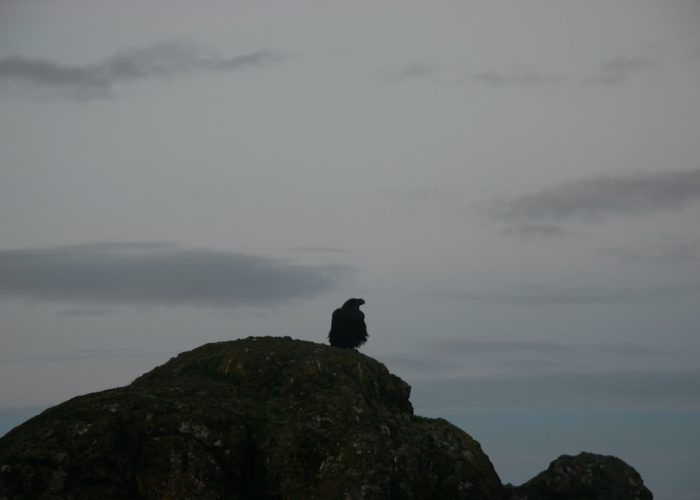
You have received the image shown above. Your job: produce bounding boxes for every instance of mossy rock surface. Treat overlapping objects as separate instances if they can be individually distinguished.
[0,337,504,499]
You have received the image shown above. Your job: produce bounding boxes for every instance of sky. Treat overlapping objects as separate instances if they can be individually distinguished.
[1,0,699,498]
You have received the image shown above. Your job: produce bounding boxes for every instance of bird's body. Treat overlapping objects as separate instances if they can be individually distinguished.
[328,298,368,348]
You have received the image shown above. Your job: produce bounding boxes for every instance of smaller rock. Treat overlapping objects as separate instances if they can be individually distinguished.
[510,452,652,500]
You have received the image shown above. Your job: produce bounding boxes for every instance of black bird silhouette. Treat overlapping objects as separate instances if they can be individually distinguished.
[328,298,368,348]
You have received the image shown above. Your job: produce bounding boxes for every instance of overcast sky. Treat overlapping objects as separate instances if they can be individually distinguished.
[1,1,699,498]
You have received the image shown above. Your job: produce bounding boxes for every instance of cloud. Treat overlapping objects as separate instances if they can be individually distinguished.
[602,239,700,265]
[385,62,566,87]
[380,355,462,375]
[501,222,569,239]
[55,307,115,317]
[386,338,668,377]
[379,339,670,385]
[428,338,667,358]
[491,168,700,225]
[0,348,167,364]
[582,55,656,86]
[0,242,350,307]
[471,66,567,87]
[411,369,700,411]
[383,61,439,83]
[289,247,353,254]
[0,42,288,99]
[387,57,651,89]
[431,282,700,306]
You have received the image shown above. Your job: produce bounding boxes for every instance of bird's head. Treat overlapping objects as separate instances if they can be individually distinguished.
[342,297,365,309]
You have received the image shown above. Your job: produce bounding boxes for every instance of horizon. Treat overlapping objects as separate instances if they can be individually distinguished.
[2,1,699,498]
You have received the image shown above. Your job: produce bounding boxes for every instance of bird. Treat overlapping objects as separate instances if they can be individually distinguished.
[328,298,368,348]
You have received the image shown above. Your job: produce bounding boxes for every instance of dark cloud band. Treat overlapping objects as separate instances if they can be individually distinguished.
[582,55,656,86]
[471,66,566,86]
[0,42,288,99]
[493,167,700,224]
[0,242,349,307]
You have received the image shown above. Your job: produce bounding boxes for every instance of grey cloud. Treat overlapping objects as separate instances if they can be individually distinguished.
[379,355,461,375]
[378,338,677,380]
[471,66,567,86]
[0,242,349,307]
[389,57,650,89]
[379,353,563,380]
[428,338,667,358]
[411,370,700,411]
[207,50,287,71]
[583,55,656,86]
[0,42,288,99]
[384,61,439,83]
[387,63,566,87]
[404,187,459,202]
[290,247,353,254]
[602,239,700,264]
[431,283,700,306]
[379,340,667,383]
[0,347,170,364]
[390,186,461,213]
[493,168,700,224]
[501,222,569,239]
[55,307,115,317]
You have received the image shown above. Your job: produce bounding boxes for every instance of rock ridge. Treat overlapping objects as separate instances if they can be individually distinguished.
[0,336,652,499]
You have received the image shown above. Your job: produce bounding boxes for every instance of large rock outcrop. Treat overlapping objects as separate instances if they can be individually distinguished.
[0,337,503,499]
[0,336,652,499]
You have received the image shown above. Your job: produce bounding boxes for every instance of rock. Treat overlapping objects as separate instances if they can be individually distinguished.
[0,337,504,499]
[0,337,653,499]
[506,451,653,500]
